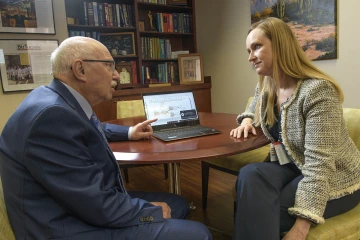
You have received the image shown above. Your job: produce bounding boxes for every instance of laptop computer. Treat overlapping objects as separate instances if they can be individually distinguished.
[142,91,221,142]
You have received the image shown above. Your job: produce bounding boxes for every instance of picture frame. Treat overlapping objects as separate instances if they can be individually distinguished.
[100,32,136,56]
[250,0,337,61]
[0,39,59,93]
[0,0,55,34]
[115,61,133,87]
[178,53,204,84]
[139,21,145,32]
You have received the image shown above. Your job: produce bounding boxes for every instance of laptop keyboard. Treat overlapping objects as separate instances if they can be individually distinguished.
[154,126,217,139]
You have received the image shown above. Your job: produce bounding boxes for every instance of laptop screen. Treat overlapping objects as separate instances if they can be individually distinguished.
[142,91,200,130]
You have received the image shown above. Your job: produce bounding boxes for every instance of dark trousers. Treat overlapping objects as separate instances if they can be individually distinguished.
[117,191,213,240]
[233,162,360,240]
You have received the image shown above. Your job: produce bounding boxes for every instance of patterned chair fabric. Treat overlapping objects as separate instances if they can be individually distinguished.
[0,175,15,240]
[306,108,360,240]
[117,100,145,119]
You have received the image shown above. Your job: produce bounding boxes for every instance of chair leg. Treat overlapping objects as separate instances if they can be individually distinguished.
[122,168,129,183]
[163,164,168,179]
[201,161,210,209]
[233,200,236,220]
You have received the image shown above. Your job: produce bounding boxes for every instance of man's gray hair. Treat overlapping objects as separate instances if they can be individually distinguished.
[50,37,101,76]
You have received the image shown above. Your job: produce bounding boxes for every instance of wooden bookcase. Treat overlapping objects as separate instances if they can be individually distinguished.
[64,0,212,121]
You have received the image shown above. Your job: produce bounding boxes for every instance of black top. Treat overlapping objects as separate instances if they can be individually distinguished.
[267,104,281,141]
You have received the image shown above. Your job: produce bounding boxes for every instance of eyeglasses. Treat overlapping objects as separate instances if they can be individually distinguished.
[82,59,116,72]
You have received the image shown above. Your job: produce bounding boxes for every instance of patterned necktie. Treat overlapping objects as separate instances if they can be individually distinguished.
[90,113,127,194]
[90,113,108,143]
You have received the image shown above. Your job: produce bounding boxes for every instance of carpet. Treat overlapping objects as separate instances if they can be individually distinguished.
[208,226,232,240]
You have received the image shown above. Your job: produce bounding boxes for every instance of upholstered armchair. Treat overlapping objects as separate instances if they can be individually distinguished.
[305,107,360,240]
[0,175,15,240]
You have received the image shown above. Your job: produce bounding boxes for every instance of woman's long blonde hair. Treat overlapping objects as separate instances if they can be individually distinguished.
[249,17,343,127]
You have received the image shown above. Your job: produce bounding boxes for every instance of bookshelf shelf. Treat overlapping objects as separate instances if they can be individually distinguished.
[137,2,192,12]
[140,31,193,36]
[142,58,177,62]
[113,55,138,59]
[67,24,136,32]
[65,0,207,121]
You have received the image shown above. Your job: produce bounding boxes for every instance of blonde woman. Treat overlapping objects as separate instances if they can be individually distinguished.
[231,17,360,240]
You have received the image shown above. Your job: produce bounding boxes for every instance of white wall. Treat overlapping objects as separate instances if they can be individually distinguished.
[196,0,360,114]
[0,0,68,132]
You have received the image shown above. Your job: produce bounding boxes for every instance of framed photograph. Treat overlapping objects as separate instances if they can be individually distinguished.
[100,32,136,56]
[178,53,204,84]
[139,21,145,32]
[0,0,55,34]
[0,39,58,93]
[250,0,337,60]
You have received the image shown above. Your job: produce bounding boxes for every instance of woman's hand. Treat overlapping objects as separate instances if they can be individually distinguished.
[282,217,311,240]
[230,118,256,138]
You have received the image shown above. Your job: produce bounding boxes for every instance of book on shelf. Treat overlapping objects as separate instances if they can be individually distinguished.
[98,3,105,26]
[112,4,118,27]
[130,61,138,84]
[172,13,178,33]
[108,4,114,27]
[115,4,121,27]
[103,3,109,26]
[92,2,99,26]
[121,4,129,27]
[86,1,95,26]
[83,1,88,25]
[127,5,134,27]
[118,4,125,27]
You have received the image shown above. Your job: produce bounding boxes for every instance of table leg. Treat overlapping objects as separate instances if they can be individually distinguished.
[174,163,181,195]
[168,163,174,193]
[167,163,182,195]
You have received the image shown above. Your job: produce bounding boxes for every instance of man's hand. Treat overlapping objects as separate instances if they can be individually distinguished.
[130,118,157,140]
[230,118,256,138]
[150,202,171,218]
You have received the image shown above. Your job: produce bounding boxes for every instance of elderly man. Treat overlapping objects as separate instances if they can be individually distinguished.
[0,37,212,240]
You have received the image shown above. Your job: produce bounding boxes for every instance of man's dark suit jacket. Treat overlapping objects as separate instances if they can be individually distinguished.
[0,79,164,239]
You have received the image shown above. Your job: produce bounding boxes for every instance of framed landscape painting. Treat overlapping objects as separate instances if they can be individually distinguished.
[250,0,337,60]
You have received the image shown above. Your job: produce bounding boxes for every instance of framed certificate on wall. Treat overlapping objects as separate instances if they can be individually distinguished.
[0,39,58,92]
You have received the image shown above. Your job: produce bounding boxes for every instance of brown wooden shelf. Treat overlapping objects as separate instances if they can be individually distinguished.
[113,55,138,59]
[137,2,192,12]
[142,58,177,62]
[67,24,136,32]
[140,31,193,37]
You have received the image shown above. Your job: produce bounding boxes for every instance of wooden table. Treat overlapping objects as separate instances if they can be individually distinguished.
[107,112,269,194]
